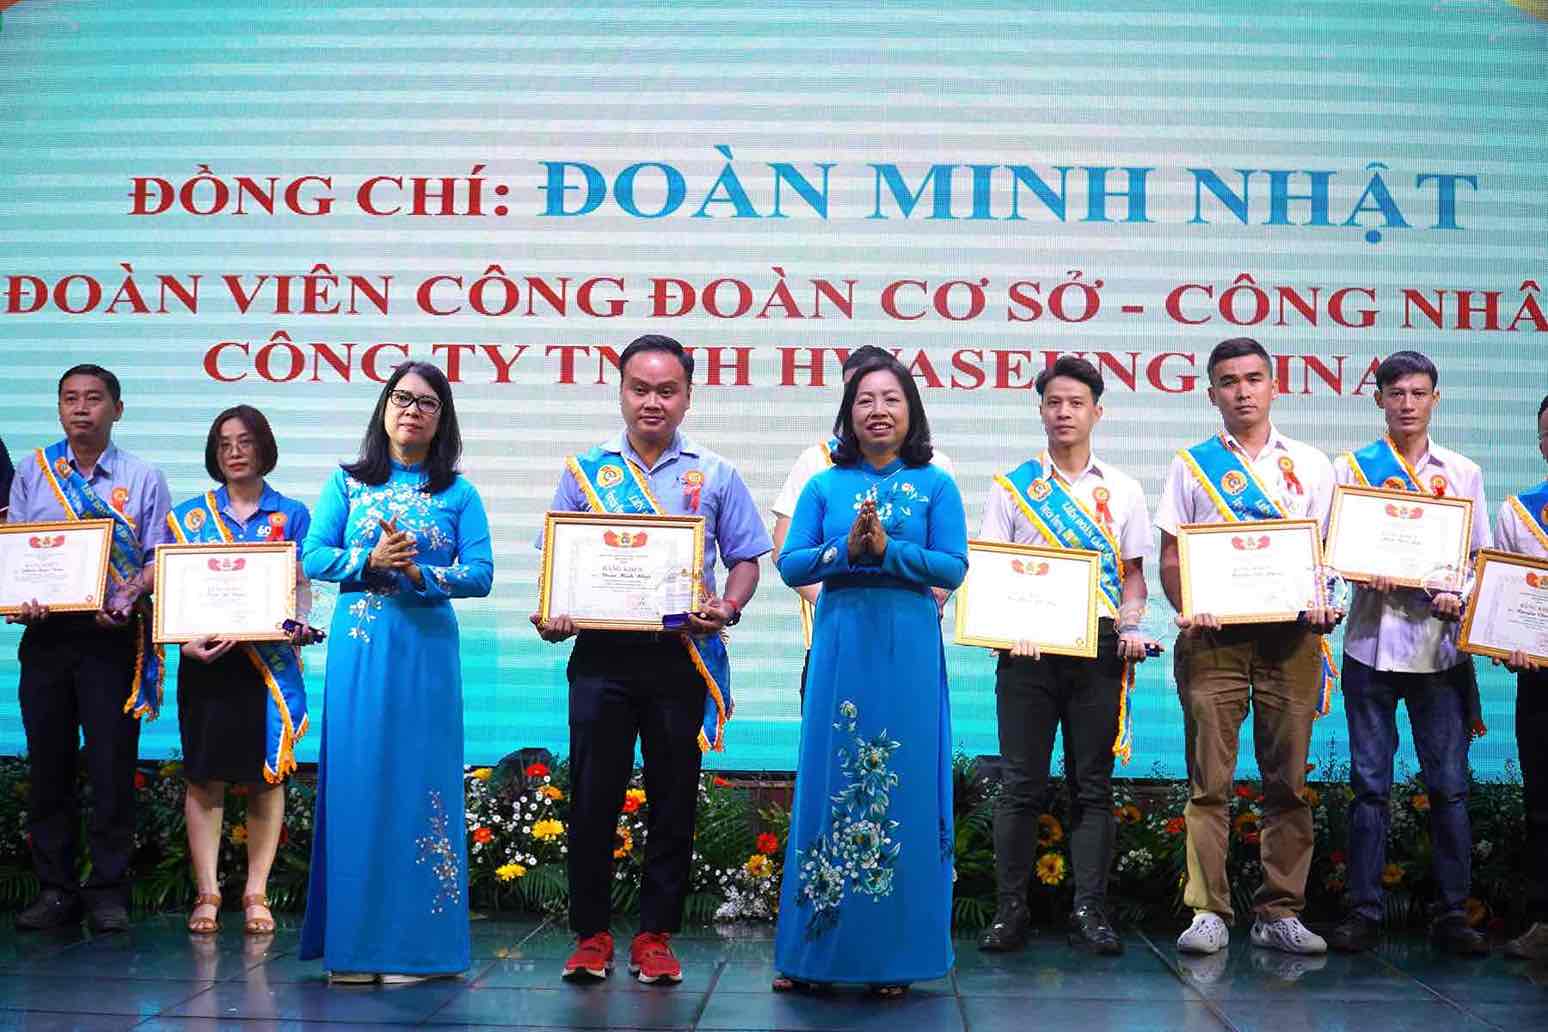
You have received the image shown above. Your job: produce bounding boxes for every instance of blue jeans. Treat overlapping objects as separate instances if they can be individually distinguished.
[1342,654,1473,921]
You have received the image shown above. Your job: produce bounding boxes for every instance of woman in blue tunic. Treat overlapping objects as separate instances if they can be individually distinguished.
[299,362,494,983]
[772,354,968,994]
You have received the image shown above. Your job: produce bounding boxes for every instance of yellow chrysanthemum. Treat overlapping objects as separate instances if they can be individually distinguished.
[626,788,647,806]
[1299,787,1321,807]
[228,824,248,845]
[613,825,634,859]
[532,818,565,841]
[1036,852,1067,886]
[1037,814,1064,846]
[1381,863,1405,887]
[1115,803,1142,825]
[1411,793,1430,812]
[541,785,564,801]
[743,854,773,878]
[495,863,527,882]
[471,767,493,782]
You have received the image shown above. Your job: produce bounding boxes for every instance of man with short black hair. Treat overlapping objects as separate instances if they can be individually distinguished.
[532,334,771,985]
[1494,393,1548,962]
[1156,338,1339,958]
[1327,350,1491,955]
[7,364,171,933]
[977,356,1154,955]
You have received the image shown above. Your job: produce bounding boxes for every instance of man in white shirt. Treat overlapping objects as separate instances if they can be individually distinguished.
[1155,338,1340,958]
[1494,393,1548,962]
[770,346,954,704]
[974,357,1154,956]
[1326,351,1490,957]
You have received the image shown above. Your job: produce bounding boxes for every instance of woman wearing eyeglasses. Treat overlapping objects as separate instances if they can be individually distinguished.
[298,363,494,983]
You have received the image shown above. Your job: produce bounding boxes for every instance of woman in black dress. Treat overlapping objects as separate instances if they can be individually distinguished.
[170,406,314,934]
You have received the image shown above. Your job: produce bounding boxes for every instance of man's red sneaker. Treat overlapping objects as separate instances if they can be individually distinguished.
[561,931,614,982]
[629,931,683,984]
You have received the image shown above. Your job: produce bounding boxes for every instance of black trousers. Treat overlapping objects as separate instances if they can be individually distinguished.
[1520,669,1548,923]
[18,615,141,907]
[566,632,707,936]
[992,621,1122,912]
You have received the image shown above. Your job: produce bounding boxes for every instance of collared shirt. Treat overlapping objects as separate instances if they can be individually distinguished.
[979,452,1153,561]
[208,482,312,545]
[1334,439,1491,673]
[540,429,773,596]
[8,440,171,557]
[1496,484,1548,560]
[771,443,955,519]
[1154,424,1334,535]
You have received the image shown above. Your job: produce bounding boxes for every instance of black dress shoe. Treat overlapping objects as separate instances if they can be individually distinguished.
[1069,905,1123,955]
[1430,914,1488,956]
[978,901,1030,952]
[86,901,130,934]
[1327,914,1380,953]
[14,889,83,931]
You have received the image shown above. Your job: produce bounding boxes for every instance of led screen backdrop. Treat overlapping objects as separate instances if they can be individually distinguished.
[1,0,1545,775]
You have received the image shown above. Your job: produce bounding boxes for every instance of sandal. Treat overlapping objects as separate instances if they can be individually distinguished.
[242,893,275,935]
[868,984,909,999]
[187,893,221,934]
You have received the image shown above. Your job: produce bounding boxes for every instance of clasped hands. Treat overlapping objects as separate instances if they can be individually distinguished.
[6,584,143,630]
[369,517,424,587]
[847,497,888,565]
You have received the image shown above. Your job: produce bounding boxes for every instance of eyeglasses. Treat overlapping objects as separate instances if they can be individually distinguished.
[218,437,257,455]
[388,389,441,415]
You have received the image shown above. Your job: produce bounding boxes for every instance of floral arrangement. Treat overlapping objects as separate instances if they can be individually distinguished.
[0,748,1531,933]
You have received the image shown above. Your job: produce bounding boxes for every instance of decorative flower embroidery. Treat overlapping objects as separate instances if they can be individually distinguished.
[794,699,901,939]
[414,790,463,915]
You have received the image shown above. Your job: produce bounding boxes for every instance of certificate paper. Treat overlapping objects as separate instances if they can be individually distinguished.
[154,542,297,643]
[1325,485,1473,589]
[539,512,706,631]
[954,541,1099,657]
[1459,549,1548,664]
[0,519,113,614]
[1178,519,1324,624]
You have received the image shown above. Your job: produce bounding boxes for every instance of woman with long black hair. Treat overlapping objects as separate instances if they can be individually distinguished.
[298,362,493,983]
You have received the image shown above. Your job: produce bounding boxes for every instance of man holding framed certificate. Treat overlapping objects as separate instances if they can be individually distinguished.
[531,335,771,986]
[1156,338,1339,958]
[1489,393,1548,962]
[4,364,171,935]
[1327,351,1491,957]
[973,357,1153,957]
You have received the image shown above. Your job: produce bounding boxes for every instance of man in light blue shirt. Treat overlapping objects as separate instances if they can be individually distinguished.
[531,335,771,986]
[6,364,171,934]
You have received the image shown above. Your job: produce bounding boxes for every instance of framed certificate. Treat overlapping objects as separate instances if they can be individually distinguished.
[0,519,114,614]
[953,540,1100,658]
[1178,519,1324,624]
[1459,549,1548,664]
[153,542,298,643]
[538,512,706,631]
[1325,484,1473,590]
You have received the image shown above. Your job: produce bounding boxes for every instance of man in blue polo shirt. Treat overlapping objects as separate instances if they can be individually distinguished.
[6,364,171,934]
[531,335,771,986]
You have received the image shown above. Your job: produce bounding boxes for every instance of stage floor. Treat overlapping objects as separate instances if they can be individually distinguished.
[1,913,1545,1030]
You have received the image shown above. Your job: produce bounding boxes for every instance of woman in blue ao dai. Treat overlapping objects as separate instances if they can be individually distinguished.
[299,363,493,983]
[772,355,968,994]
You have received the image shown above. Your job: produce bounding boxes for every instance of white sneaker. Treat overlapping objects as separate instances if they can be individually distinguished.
[1177,912,1230,954]
[1250,916,1328,955]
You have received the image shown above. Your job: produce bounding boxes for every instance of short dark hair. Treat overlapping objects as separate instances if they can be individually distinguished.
[842,346,893,375]
[58,364,121,402]
[618,334,693,383]
[1206,338,1271,383]
[205,405,279,483]
[1375,350,1439,390]
[343,362,463,494]
[1035,356,1104,402]
[830,355,934,468]
[1538,394,1548,421]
